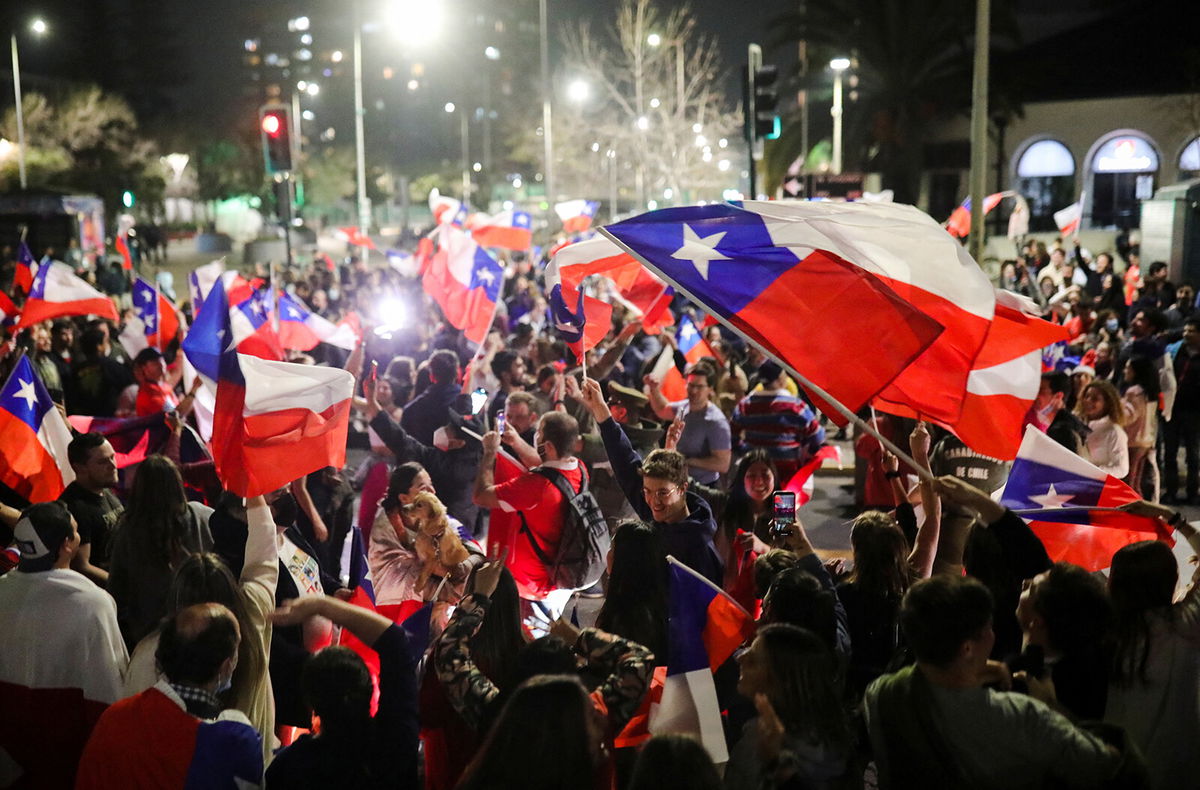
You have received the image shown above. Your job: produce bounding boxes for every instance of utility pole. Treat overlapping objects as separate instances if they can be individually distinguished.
[967,0,991,266]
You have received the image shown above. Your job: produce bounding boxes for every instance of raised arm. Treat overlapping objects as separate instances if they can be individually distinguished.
[580,377,652,521]
[906,423,941,579]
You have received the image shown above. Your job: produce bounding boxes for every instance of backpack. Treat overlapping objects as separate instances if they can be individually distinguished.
[517,465,610,591]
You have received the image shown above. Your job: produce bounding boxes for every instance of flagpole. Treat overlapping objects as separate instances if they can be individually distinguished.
[597,228,935,482]
[1010,506,1133,517]
[666,555,754,620]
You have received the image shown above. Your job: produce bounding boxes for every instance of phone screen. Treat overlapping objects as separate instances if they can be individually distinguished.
[772,490,797,523]
[470,387,488,415]
[495,410,506,435]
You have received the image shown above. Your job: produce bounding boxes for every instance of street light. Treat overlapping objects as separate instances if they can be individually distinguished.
[830,57,850,175]
[567,79,590,104]
[353,0,442,252]
[646,33,662,47]
[11,17,48,190]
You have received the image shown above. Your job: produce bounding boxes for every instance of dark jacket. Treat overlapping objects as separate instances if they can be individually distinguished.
[370,411,483,536]
[597,417,723,586]
[400,380,461,447]
[266,624,419,789]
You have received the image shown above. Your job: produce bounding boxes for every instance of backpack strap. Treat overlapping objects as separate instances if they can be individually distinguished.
[517,464,586,568]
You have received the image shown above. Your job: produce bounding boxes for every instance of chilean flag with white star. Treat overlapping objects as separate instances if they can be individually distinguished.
[422,225,504,344]
[1000,426,1173,570]
[0,355,74,502]
[601,201,989,420]
[118,277,180,356]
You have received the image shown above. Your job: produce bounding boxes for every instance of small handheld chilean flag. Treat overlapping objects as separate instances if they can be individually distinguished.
[472,210,533,251]
[277,292,358,351]
[555,199,599,234]
[655,314,713,402]
[16,262,119,329]
[0,356,75,502]
[1000,426,1174,571]
[544,244,613,361]
[120,277,180,355]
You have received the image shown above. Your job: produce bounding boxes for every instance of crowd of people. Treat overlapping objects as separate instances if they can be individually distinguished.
[0,228,1196,790]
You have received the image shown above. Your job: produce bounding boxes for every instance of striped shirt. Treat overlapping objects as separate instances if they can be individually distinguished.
[732,390,825,466]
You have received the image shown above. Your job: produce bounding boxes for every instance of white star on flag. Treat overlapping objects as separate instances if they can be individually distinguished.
[140,289,154,303]
[286,306,301,319]
[476,268,495,285]
[14,379,38,411]
[672,224,729,280]
[1028,483,1074,508]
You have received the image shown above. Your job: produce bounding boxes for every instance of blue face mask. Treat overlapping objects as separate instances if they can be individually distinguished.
[216,671,233,694]
[1106,318,1120,332]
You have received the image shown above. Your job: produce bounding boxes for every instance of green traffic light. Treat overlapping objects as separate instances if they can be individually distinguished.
[766,117,782,140]
[122,190,135,208]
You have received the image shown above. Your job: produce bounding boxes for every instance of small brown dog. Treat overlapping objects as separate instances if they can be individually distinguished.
[405,492,470,589]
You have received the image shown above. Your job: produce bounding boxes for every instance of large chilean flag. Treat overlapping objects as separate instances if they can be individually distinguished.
[182,275,354,497]
[0,355,75,502]
[16,262,119,329]
[422,226,504,345]
[471,209,533,251]
[601,201,980,419]
[1000,426,1174,571]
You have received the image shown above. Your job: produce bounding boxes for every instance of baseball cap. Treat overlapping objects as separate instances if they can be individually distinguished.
[14,501,74,570]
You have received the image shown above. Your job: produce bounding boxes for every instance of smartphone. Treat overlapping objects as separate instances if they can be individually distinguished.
[769,490,797,540]
[772,490,797,523]
[368,360,378,384]
[495,410,506,435]
[469,387,488,415]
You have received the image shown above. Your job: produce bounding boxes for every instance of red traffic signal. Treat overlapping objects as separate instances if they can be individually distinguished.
[258,105,293,174]
[261,113,282,136]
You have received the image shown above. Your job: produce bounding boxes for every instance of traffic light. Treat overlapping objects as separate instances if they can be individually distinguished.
[258,104,293,175]
[753,64,780,140]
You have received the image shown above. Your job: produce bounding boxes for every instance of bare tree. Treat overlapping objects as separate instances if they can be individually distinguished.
[555,0,741,212]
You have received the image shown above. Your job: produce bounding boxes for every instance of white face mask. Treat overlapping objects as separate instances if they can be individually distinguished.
[433,427,452,451]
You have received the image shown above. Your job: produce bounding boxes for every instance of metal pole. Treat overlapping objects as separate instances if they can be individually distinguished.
[460,110,470,202]
[539,0,555,212]
[831,70,844,176]
[746,43,761,199]
[11,35,27,190]
[353,4,370,259]
[608,149,618,221]
[967,0,991,266]
[290,91,303,220]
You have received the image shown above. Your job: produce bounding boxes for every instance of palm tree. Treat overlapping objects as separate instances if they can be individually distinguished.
[767,0,1019,204]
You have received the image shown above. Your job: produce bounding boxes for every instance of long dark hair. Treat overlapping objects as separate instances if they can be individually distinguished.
[848,511,912,599]
[466,564,525,690]
[596,521,668,663]
[457,675,600,790]
[758,624,850,751]
[1122,355,1160,401]
[118,455,193,567]
[1109,540,1177,684]
[721,449,777,541]
[167,553,264,707]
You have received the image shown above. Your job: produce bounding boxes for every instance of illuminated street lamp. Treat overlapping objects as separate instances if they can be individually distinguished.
[353,0,442,247]
[567,79,590,104]
[11,17,48,189]
[830,57,851,175]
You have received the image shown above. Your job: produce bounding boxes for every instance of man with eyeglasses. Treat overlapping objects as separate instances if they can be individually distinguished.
[646,361,732,486]
[580,377,723,586]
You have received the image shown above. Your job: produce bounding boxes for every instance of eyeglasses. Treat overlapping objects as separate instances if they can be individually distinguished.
[642,486,679,502]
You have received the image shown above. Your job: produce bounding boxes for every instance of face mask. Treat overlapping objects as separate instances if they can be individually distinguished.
[433,427,452,451]
[1106,319,1120,332]
[536,442,550,461]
